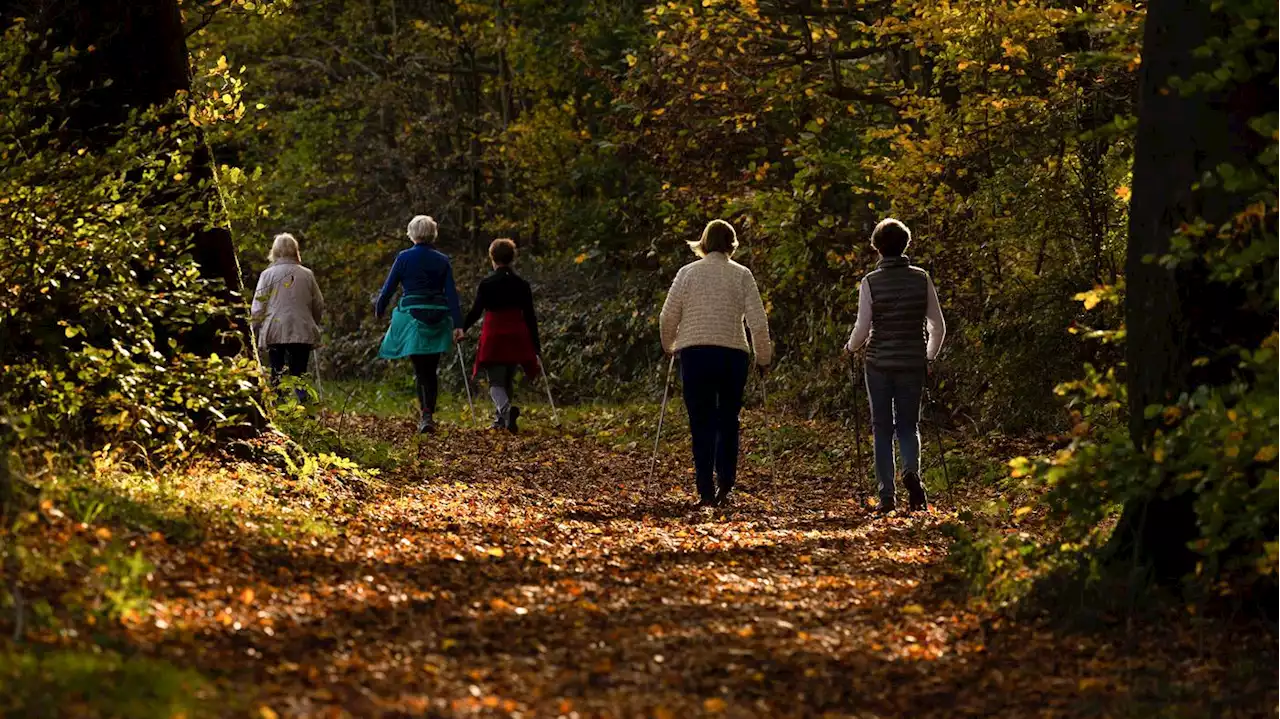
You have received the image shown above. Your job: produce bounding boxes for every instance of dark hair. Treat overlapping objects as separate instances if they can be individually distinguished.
[489,238,517,266]
[694,219,739,257]
[870,218,911,257]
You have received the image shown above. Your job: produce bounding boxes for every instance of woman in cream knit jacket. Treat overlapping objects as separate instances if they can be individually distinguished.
[659,219,773,508]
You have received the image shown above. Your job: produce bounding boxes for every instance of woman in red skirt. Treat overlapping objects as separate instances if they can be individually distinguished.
[460,238,541,432]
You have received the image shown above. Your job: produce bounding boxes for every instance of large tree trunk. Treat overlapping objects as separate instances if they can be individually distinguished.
[14,0,249,357]
[1114,0,1275,580]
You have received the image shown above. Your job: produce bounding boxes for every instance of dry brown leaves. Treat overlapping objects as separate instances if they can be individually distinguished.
[10,408,1277,718]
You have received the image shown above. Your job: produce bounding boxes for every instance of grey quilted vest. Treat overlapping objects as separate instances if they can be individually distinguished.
[865,256,929,372]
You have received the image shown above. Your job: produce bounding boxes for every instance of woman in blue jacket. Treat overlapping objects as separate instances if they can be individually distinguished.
[375,215,464,434]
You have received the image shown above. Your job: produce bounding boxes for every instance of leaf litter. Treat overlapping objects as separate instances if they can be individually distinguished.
[6,407,1276,718]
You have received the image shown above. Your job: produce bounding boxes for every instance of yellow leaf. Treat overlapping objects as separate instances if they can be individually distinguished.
[1115,185,1131,201]
[257,707,279,719]
[1013,506,1033,518]
[703,697,727,713]
[486,547,505,558]
[900,603,925,615]
[240,588,255,605]
[1254,445,1277,463]
[574,253,588,264]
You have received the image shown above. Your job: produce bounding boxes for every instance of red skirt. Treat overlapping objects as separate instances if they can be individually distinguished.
[473,308,540,378]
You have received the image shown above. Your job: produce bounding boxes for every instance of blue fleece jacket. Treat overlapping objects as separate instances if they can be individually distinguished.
[374,244,463,327]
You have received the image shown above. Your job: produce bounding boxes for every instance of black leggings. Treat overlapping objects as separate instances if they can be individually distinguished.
[409,353,441,414]
[267,343,311,384]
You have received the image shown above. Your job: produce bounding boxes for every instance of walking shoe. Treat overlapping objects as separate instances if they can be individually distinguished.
[692,495,717,510]
[506,406,520,434]
[903,471,928,512]
[416,413,436,435]
[714,485,734,507]
[875,499,896,515]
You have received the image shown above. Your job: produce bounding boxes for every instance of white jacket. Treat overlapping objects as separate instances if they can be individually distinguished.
[251,259,324,348]
[659,252,773,365]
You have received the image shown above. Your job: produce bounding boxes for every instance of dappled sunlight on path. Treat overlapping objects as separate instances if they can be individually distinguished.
[119,414,1275,718]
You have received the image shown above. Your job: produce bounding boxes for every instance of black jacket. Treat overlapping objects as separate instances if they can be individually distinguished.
[463,267,541,353]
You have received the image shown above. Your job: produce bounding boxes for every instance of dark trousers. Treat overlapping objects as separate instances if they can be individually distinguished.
[409,353,441,415]
[267,343,311,403]
[679,345,750,500]
[864,365,925,504]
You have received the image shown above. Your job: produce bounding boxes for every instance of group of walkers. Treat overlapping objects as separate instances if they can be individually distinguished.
[249,214,946,514]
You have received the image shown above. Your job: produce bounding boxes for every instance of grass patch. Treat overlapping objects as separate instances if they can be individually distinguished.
[0,645,213,719]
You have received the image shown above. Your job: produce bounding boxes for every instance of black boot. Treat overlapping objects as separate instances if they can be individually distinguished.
[692,495,717,510]
[875,499,897,515]
[714,483,734,507]
[417,412,436,435]
[903,471,928,512]
[506,406,520,434]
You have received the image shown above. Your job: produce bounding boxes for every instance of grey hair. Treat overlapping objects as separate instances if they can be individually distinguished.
[407,215,438,243]
[269,233,301,262]
[687,218,739,258]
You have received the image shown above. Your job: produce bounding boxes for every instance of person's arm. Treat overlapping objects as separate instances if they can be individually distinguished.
[250,271,270,329]
[925,275,946,361]
[743,270,773,366]
[374,255,403,319]
[462,278,486,331]
[445,261,463,329]
[658,269,685,354]
[521,281,541,355]
[844,278,872,353]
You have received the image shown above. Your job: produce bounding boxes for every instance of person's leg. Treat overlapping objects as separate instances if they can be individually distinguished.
[502,365,520,432]
[713,348,750,499]
[286,344,311,403]
[864,365,898,509]
[486,365,511,427]
[893,369,927,509]
[679,347,718,503]
[409,353,441,421]
[266,345,287,386]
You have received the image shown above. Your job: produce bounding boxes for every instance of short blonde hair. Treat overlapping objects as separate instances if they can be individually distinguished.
[269,233,301,262]
[687,219,739,258]
[407,215,438,243]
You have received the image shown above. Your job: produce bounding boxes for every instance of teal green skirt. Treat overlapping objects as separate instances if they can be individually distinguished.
[378,298,453,359]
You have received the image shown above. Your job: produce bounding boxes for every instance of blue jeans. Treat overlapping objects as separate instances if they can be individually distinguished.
[680,346,750,500]
[865,365,925,505]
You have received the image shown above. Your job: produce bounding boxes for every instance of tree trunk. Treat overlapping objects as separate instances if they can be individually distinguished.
[17,0,249,357]
[1113,0,1276,580]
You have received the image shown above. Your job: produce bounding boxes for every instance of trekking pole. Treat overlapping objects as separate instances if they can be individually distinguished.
[455,342,477,427]
[847,354,868,499]
[537,355,561,425]
[926,368,952,503]
[759,367,773,459]
[312,346,325,402]
[647,355,677,482]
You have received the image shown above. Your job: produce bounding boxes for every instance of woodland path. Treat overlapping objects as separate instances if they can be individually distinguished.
[123,412,1273,718]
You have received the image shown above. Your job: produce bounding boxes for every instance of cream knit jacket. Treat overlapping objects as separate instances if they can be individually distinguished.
[659,252,774,365]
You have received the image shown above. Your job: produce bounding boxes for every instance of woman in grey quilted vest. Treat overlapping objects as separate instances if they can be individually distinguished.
[843,219,945,514]
[251,233,325,403]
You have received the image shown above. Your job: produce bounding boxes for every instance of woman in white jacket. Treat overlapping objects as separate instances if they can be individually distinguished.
[659,219,773,508]
[251,233,324,403]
